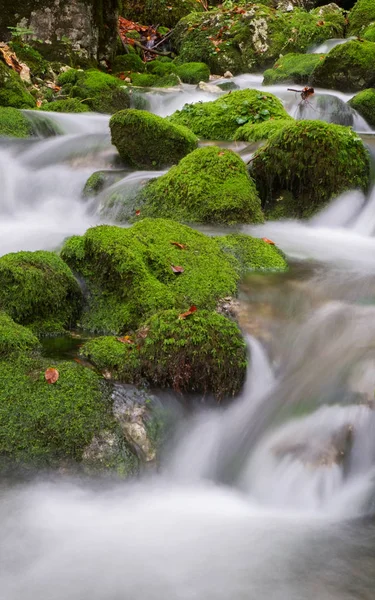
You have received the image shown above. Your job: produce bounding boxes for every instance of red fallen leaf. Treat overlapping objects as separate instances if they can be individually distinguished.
[170,241,187,250]
[117,335,134,344]
[178,305,197,320]
[74,358,84,365]
[262,237,275,245]
[45,367,59,384]
[171,265,184,274]
[316,20,325,26]
[135,209,141,216]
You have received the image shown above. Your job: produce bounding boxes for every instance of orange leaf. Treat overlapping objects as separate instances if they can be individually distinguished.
[45,367,59,384]
[218,151,225,156]
[178,305,197,320]
[261,237,275,245]
[116,335,134,344]
[171,265,184,274]
[170,241,187,250]
[135,209,141,216]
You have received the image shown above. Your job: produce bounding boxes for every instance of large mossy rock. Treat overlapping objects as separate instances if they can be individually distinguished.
[348,0,375,36]
[60,69,130,113]
[80,310,247,400]
[251,120,370,218]
[262,53,324,85]
[0,61,35,109]
[132,147,264,225]
[0,251,83,334]
[110,109,198,168]
[0,312,40,358]
[348,89,375,128]
[234,118,293,142]
[168,89,289,141]
[0,107,33,137]
[172,4,345,75]
[310,41,375,92]
[215,233,287,274]
[40,98,91,113]
[60,219,286,334]
[122,0,203,28]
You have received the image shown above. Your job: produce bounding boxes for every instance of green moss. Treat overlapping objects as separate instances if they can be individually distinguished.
[0,250,83,334]
[110,109,198,168]
[0,355,115,466]
[0,61,35,109]
[234,117,293,142]
[70,69,130,113]
[0,312,40,358]
[251,120,370,218]
[133,146,264,224]
[311,41,375,93]
[57,68,81,86]
[122,0,203,28]
[112,54,145,74]
[168,89,290,141]
[215,233,287,274]
[262,53,324,86]
[363,23,375,43]
[348,0,375,36]
[40,98,90,113]
[81,309,247,400]
[131,72,180,88]
[9,41,49,79]
[348,88,375,128]
[175,62,210,84]
[0,107,33,138]
[146,61,175,76]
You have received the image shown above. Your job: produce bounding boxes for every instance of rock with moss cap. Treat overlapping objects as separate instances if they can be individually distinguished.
[262,53,324,86]
[363,23,375,43]
[112,54,145,74]
[215,233,287,275]
[175,62,210,84]
[0,250,83,335]
[168,89,289,141]
[41,98,90,113]
[110,109,198,169]
[0,61,35,109]
[251,120,370,218]
[234,117,293,142]
[130,72,181,88]
[80,310,247,401]
[348,89,375,128]
[0,312,41,358]
[0,107,33,137]
[348,0,375,36]
[58,69,130,114]
[310,41,375,92]
[131,146,264,225]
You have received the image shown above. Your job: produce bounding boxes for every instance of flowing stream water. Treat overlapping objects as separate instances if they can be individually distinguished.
[1,59,375,598]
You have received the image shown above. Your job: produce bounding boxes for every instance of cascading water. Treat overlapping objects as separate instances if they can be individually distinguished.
[2,65,375,599]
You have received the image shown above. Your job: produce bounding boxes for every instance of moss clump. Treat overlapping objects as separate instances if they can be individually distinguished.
[110,109,198,169]
[348,89,375,128]
[0,107,33,137]
[251,120,370,218]
[168,89,290,141]
[0,313,40,358]
[9,41,49,79]
[80,310,247,400]
[215,233,287,274]
[363,23,375,43]
[40,98,90,113]
[57,68,81,86]
[0,250,83,334]
[133,146,264,225]
[234,117,293,142]
[0,355,115,467]
[0,61,35,109]
[262,53,324,86]
[175,62,210,84]
[122,0,203,28]
[130,72,180,88]
[62,69,131,113]
[310,41,375,93]
[112,54,145,74]
[348,0,375,36]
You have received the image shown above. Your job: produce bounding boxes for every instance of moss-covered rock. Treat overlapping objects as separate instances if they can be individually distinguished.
[0,107,33,137]
[122,0,203,28]
[40,98,91,113]
[9,41,50,79]
[80,309,247,400]
[0,250,83,334]
[175,62,210,84]
[0,312,40,358]
[58,69,131,113]
[172,4,345,75]
[130,72,180,88]
[83,170,125,198]
[348,0,375,36]
[215,233,287,274]
[168,89,289,141]
[112,53,145,74]
[234,117,293,142]
[133,146,264,224]
[348,88,375,128]
[0,61,35,109]
[310,40,375,92]
[262,53,324,86]
[251,120,370,218]
[363,23,375,43]
[110,109,198,168]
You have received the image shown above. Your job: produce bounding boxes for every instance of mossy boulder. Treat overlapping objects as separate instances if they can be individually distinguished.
[61,219,286,335]
[310,41,375,92]
[132,146,264,225]
[130,72,180,88]
[0,312,40,358]
[110,109,198,168]
[363,23,375,43]
[262,53,324,86]
[9,41,50,79]
[172,5,345,75]
[40,98,91,113]
[0,61,35,109]
[234,117,293,142]
[348,89,375,128]
[175,62,210,84]
[122,0,203,28]
[83,170,125,198]
[80,310,247,400]
[0,107,33,137]
[0,251,83,334]
[215,233,287,274]
[112,54,145,74]
[251,120,370,218]
[58,69,130,114]
[348,0,375,36]
[168,89,289,141]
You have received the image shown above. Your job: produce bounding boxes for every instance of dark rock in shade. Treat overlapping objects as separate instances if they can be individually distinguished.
[251,120,370,218]
[109,109,198,169]
[348,89,375,128]
[296,94,355,127]
[122,0,203,28]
